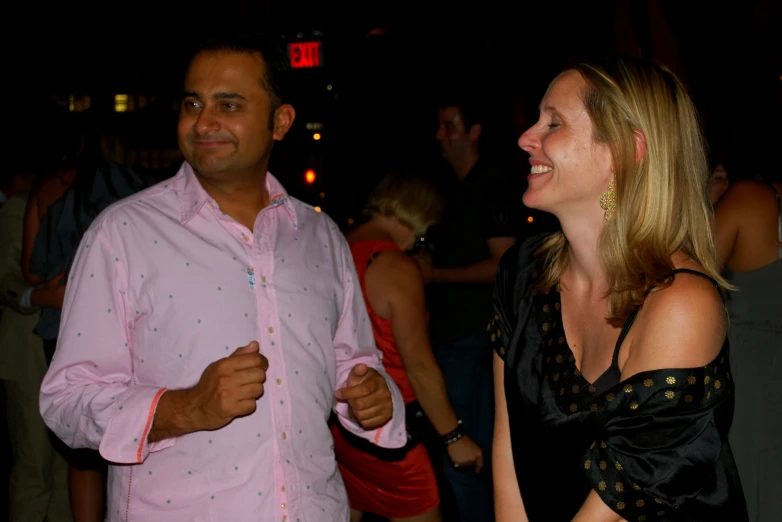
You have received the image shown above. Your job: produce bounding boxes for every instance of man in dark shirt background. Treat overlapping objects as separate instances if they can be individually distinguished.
[416,96,520,521]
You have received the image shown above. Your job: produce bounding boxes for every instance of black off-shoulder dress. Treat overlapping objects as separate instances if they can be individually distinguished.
[490,235,747,522]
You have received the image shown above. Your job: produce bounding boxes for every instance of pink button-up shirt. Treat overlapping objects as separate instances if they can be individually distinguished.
[40,163,406,522]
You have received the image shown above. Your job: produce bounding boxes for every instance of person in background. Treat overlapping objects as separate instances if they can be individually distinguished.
[714,174,782,522]
[492,57,747,521]
[1,168,73,522]
[22,128,110,522]
[332,172,484,522]
[416,96,521,521]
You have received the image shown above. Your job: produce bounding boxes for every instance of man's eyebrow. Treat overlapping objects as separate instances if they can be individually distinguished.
[213,92,248,101]
[181,91,248,101]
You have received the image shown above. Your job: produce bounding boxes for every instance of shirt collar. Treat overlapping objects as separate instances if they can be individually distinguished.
[173,162,298,228]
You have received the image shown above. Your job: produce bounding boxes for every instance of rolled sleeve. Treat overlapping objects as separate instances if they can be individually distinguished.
[39,222,175,464]
[331,238,406,449]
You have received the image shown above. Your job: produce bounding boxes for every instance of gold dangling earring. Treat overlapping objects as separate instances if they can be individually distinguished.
[600,178,617,220]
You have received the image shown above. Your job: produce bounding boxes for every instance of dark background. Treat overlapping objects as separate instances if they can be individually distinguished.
[7,0,781,230]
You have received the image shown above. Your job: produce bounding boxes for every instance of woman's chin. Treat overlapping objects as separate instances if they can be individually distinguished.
[522,189,545,211]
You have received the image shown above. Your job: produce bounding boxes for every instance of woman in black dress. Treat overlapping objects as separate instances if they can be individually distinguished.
[491,58,747,522]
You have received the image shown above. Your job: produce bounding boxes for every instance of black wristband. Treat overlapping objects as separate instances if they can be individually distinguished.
[442,420,465,446]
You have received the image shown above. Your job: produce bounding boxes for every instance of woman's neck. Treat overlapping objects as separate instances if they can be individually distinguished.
[558,213,608,296]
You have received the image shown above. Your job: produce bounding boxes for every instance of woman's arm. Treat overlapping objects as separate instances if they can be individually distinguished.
[492,352,528,521]
[366,251,484,470]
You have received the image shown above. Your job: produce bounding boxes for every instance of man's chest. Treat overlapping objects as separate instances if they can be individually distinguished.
[118,223,345,387]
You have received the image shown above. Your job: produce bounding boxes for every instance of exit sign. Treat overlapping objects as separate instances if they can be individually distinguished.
[288,41,323,69]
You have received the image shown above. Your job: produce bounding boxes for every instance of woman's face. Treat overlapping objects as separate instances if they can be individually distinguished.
[517,70,613,220]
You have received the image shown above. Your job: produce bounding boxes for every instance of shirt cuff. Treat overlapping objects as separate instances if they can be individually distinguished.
[99,387,175,464]
[19,286,34,309]
[335,369,407,449]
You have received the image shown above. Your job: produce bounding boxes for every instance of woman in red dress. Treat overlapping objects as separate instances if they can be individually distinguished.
[332,172,484,521]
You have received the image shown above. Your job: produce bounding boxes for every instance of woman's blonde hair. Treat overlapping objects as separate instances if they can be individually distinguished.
[535,57,730,327]
[364,172,444,235]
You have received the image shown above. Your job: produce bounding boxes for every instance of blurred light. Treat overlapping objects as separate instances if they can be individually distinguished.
[527,216,534,223]
[314,206,322,213]
[114,94,128,112]
[313,132,321,141]
[347,218,354,225]
[305,169,317,184]
[326,84,333,91]
[68,95,75,112]
[305,122,323,130]
[319,192,325,198]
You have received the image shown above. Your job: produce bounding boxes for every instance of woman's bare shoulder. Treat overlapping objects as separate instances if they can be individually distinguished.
[623,265,725,377]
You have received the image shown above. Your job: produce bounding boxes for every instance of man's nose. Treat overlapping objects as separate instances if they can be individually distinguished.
[435,125,445,141]
[194,107,220,135]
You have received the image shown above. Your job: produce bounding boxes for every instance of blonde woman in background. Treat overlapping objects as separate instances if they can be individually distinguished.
[331,172,484,522]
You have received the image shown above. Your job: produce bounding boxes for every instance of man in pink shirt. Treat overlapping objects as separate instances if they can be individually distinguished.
[40,31,406,521]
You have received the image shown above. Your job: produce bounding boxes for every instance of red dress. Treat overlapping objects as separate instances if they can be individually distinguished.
[330,240,439,517]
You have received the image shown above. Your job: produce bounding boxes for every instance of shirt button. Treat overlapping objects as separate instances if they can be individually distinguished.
[281,503,286,509]
[268,326,274,334]
[276,378,282,386]
[262,276,267,284]
[281,485,285,492]
[281,432,287,440]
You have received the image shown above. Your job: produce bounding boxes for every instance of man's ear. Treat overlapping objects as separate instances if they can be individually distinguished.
[273,104,296,141]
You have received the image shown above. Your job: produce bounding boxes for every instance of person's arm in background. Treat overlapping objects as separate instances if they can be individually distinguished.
[420,237,516,284]
[370,250,484,470]
[416,173,521,284]
[0,195,40,314]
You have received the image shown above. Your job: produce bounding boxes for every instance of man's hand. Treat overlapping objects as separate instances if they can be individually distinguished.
[335,364,393,430]
[186,341,269,431]
[447,435,485,474]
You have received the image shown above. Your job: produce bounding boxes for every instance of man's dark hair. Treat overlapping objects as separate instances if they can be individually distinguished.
[185,30,291,117]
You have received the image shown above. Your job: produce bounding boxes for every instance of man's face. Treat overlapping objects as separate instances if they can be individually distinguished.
[178,50,290,178]
[435,106,473,162]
